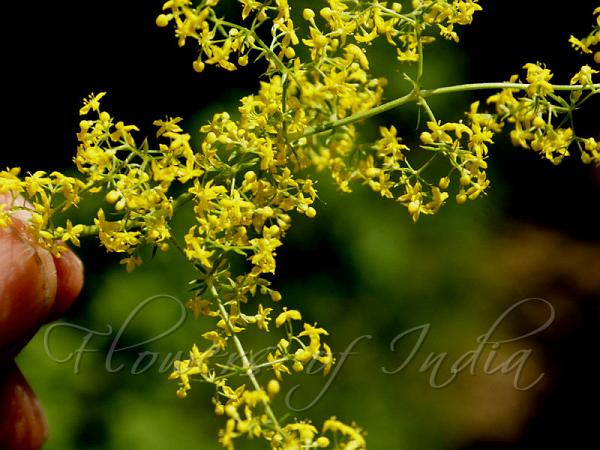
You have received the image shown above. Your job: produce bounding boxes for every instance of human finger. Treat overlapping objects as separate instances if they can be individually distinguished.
[0,361,49,450]
[47,248,84,321]
[0,219,57,355]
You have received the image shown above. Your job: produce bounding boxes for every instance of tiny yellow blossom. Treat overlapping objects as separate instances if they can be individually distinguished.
[275,309,302,327]
[79,92,107,116]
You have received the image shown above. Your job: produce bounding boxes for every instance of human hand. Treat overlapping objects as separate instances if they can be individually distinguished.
[0,194,84,450]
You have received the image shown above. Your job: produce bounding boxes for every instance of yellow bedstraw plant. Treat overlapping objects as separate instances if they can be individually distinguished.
[1,1,599,449]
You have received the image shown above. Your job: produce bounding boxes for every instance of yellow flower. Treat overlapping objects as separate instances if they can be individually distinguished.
[153,116,184,137]
[268,351,291,380]
[202,330,227,349]
[119,254,142,272]
[56,220,85,247]
[168,357,202,398]
[190,344,212,374]
[302,26,329,59]
[0,167,24,195]
[189,180,227,214]
[285,421,318,442]
[531,127,573,165]
[523,62,554,96]
[581,137,600,166]
[205,41,237,71]
[79,92,107,116]
[323,418,366,449]
[299,323,329,358]
[187,298,214,319]
[184,226,214,268]
[275,308,302,327]
[344,44,369,70]
[242,389,269,407]
[255,304,273,331]
[569,35,592,53]
[240,0,261,19]
[318,343,335,376]
[570,65,598,86]
[218,418,236,450]
[249,236,282,274]
[424,187,449,215]
[95,209,141,253]
[110,121,139,144]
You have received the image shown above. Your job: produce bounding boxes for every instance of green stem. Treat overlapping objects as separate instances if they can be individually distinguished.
[416,153,438,175]
[419,96,437,123]
[302,82,600,138]
[376,4,417,24]
[422,82,600,96]
[303,90,418,137]
[251,357,290,371]
[416,19,424,85]
[212,286,284,435]
[169,236,285,434]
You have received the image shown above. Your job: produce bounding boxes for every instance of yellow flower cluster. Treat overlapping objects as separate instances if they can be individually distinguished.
[172,310,340,450]
[487,63,599,165]
[581,137,600,167]
[300,0,481,64]
[569,6,600,64]
[79,99,183,268]
[419,0,482,43]
[156,0,298,73]
[0,167,86,255]
[417,101,499,211]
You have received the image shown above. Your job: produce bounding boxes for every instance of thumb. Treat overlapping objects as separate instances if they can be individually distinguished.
[0,219,57,354]
[0,211,85,356]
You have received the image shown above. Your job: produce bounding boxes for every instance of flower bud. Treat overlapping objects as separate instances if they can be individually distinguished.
[267,379,280,396]
[303,8,315,21]
[317,437,330,448]
[156,14,170,27]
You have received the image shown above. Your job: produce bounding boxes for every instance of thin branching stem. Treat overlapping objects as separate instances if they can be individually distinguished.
[302,82,600,137]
